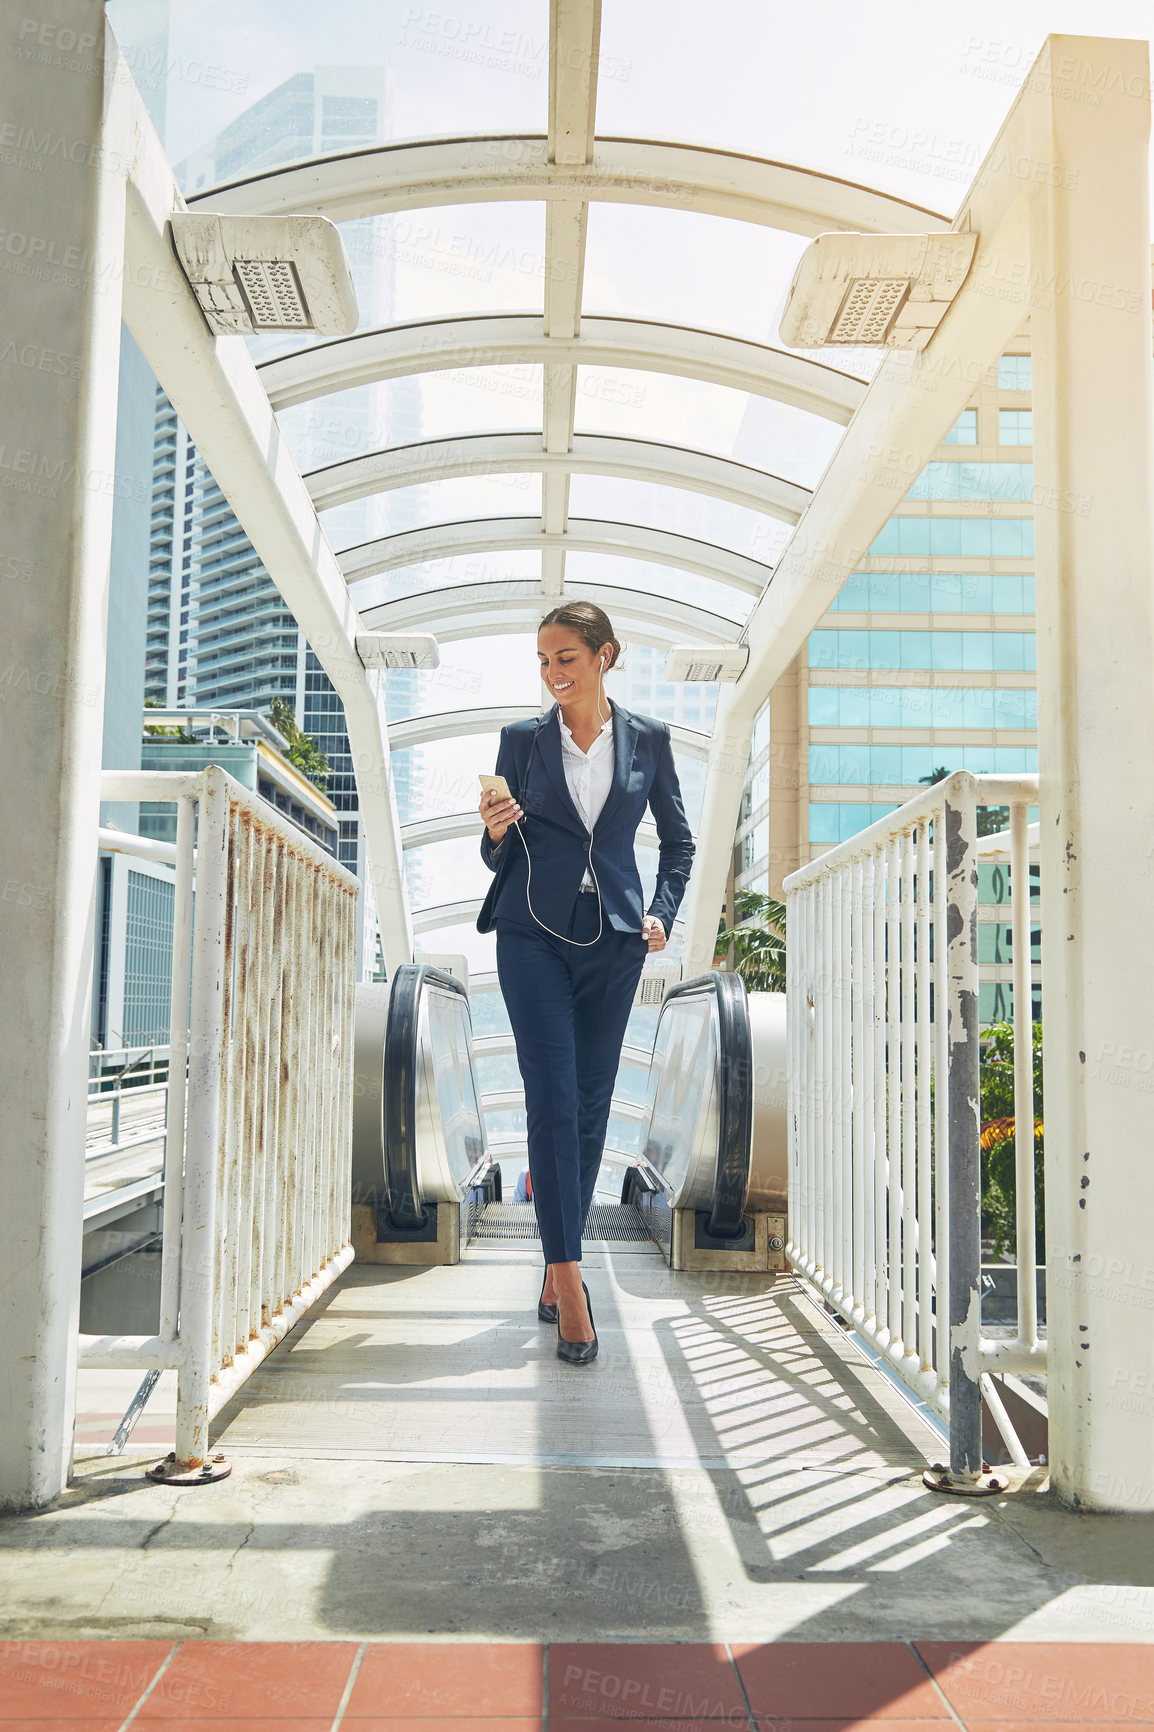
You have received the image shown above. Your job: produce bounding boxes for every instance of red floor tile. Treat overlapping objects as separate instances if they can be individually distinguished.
[751,1724,955,1732]
[0,1640,171,1719]
[136,1641,358,1720]
[733,1645,946,1720]
[553,1722,741,1732]
[145,1724,333,1732]
[915,1644,1154,1723]
[751,1725,954,1732]
[345,1645,543,1718]
[349,1721,542,1732]
[549,1645,747,1721]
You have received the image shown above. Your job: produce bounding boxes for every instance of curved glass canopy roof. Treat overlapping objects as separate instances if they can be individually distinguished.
[106,0,1154,987]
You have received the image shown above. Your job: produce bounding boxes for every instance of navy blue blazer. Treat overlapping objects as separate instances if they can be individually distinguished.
[477,703,695,937]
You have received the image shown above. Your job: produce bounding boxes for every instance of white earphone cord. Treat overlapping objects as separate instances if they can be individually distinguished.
[513,654,610,949]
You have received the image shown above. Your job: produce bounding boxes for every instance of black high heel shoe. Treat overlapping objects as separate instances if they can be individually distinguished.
[556,1279,597,1365]
[537,1270,558,1324]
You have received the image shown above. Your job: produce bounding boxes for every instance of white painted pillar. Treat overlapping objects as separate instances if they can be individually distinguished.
[681,686,754,973]
[0,3,126,1508]
[1029,37,1154,1510]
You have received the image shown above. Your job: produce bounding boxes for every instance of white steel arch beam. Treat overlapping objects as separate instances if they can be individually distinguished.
[390,705,537,750]
[339,515,771,600]
[307,432,811,524]
[187,135,949,238]
[392,706,710,757]
[358,580,741,648]
[413,899,484,935]
[259,314,868,426]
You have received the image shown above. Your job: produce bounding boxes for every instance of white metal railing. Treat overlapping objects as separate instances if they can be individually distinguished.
[784,771,1043,1486]
[80,767,359,1471]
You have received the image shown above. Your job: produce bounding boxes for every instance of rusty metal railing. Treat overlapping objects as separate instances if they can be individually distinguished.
[80,767,359,1477]
[784,771,1043,1492]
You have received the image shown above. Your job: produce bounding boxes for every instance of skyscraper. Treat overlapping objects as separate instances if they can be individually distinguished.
[147,66,423,971]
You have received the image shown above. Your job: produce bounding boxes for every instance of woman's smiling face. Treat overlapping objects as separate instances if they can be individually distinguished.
[537,623,612,707]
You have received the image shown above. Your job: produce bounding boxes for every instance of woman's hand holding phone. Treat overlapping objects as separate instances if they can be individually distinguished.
[478,774,523,844]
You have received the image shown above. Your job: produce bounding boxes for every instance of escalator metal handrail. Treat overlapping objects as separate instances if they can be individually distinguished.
[382,963,490,1229]
[384,964,466,1228]
[647,970,753,1238]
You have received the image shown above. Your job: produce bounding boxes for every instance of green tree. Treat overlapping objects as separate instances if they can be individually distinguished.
[980,1017,1044,1260]
[266,696,330,790]
[716,889,787,993]
[142,697,196,743]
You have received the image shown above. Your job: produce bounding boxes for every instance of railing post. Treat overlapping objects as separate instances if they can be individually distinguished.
[933,775,987,1489]
[162,769,230,1479]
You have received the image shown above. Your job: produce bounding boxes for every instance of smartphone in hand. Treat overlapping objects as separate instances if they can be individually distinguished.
[478,774,513,801]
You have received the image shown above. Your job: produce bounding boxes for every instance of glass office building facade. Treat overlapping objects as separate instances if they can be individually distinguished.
[735,342,1039,1020]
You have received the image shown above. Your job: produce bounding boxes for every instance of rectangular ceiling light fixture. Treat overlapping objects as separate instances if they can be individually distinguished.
[169,213,359,337]
[663,645,750,682]
[356,632,441,671]
[778,231,977,351]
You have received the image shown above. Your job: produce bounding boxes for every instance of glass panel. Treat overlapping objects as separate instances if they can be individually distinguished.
[941,410,978,446]
[392,637,542,719]
[322,474,543,547]
[568,475,789,563]
[277,368,545,471]
[563,551,750,625]
[998,356,1033,391]
[808,685,1038,729]
[595,8,1045,208]
[393,732,501,825]
[584,205,811,347]
[572,368,842,488]
[808,803,900,845]
[350,552,543,612]
[999,409,1034,445]
[109,3,549,188]
[905,463,1034,502]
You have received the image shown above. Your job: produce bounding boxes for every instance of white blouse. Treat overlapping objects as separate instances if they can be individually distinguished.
[558,712,614,887]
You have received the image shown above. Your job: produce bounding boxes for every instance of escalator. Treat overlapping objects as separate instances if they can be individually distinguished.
[353,965,787,1265]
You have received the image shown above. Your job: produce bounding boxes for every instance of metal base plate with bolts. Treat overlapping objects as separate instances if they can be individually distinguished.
[923,1461,1009,1497]
[146,1452,232,1486]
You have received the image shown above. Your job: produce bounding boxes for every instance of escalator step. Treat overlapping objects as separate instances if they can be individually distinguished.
[471,1201,651,1243]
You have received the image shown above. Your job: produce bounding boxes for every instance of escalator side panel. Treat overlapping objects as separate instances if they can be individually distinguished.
[637,972,753,1236]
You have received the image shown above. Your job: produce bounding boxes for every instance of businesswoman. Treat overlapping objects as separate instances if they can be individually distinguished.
[476,601,695,1364]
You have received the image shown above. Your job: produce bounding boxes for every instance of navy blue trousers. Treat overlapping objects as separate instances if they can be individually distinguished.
[496,895,647,1264]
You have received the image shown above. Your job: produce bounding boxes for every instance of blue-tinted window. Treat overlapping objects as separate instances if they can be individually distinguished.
[829,571,1035,613]
[999,409,1033,445]
[998,355,1033,391]
[941,409,978,445]
[809,744,1038,786]
[809,802,900,844]
[809,631,1036,673]
[868,517,1034,558]
[906,463,1033,502]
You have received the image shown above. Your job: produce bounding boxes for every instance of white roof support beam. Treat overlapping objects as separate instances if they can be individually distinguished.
[541,0,602,598]
[115,41,413,973]
[390,706,538,751]
[392,706,709,757]
[258,315,868,424]
[307,432,811,523]
[550,0,601,165]
[338,516,771,599]
[190,136,948,238]
[358,581,741,649]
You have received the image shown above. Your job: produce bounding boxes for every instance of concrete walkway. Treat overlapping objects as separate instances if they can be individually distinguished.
[2,1248,1153,1645]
